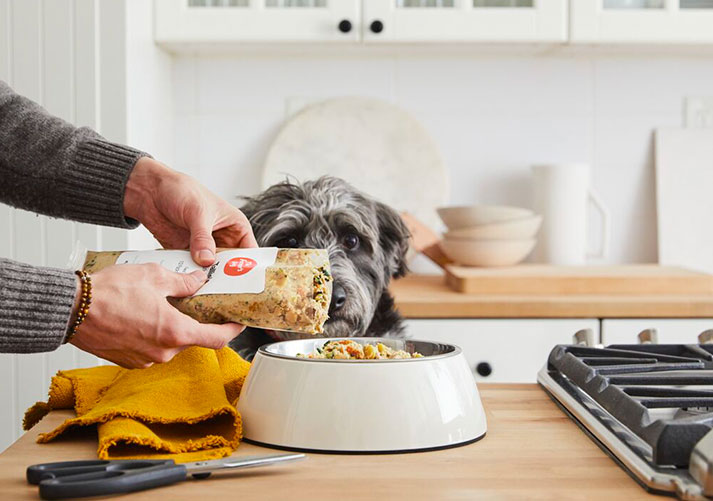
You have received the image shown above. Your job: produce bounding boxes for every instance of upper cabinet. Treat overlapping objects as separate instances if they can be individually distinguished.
[154,0,568,46]
[362,0,567,43]
[570,0,713,43]
[154,0,713,47]
[154,0,360,44]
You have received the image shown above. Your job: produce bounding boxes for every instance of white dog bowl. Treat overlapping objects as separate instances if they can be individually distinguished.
[440,238,536,267]
[237,338,487,453]
[437,205,533,230]
[444,215,542,240]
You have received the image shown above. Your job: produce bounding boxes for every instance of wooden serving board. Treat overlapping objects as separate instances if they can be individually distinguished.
[445,264,713,295]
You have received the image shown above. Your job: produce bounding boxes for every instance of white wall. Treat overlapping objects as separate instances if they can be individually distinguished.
[0,0,166,452]
[171,53,713,264]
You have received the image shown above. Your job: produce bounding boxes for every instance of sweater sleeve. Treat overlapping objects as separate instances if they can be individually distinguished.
[0,80,146,228]
[0,259,77,353]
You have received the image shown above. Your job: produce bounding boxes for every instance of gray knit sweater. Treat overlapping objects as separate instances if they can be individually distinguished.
[0,81,145,353]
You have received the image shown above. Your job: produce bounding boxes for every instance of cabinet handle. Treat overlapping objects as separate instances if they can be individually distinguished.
[475,362,492,377]
[369,20,384,34]
[338,19,352,34]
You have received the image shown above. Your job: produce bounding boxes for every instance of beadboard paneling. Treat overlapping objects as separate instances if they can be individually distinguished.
[0,0,127,453]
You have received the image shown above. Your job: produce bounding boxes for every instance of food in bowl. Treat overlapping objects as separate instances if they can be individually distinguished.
[81,248,332,334]
[298,339,423,360]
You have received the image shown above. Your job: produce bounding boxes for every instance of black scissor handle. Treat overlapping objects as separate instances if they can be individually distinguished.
[27,459,172,485]
[29,460,187,500]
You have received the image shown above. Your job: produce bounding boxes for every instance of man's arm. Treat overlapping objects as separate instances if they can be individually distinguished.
[0,258,76,353]
[0,80,145,228]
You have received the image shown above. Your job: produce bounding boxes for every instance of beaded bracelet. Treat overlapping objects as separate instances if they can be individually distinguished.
[65,270,92,343]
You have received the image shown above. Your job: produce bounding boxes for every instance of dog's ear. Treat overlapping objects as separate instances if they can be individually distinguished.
[375,202,410,279]
[239,196,258,221]
[239,182,305,244]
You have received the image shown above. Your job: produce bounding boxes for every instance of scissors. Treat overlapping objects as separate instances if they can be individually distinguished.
[27,453,305,500]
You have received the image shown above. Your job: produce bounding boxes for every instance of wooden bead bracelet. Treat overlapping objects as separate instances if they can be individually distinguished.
[65,270,92,343]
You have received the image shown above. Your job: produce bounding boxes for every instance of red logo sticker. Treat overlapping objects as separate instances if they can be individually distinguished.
[224,257,257,276]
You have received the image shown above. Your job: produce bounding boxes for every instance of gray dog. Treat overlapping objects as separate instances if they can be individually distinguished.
[229,176,410,360]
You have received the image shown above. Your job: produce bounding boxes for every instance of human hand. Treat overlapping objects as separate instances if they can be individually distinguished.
[123,157,257,266]
[69,264,244,369]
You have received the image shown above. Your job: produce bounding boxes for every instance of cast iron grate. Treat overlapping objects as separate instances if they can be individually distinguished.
[547,344,713,467]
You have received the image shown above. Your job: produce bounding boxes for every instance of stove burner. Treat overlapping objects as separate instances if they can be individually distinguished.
[539,343,713,500]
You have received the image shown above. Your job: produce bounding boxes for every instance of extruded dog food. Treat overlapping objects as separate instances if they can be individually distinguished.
[298,340,423,359]
[81,248,332,335]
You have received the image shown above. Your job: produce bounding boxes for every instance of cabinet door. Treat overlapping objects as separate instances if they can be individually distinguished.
[602,318,713,345]
[362,0,567,43]
[403,318,598,383]
[571,0,713,43]
[155,0,360,44]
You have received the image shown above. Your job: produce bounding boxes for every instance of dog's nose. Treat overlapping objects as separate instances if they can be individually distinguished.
[330,284,347,313]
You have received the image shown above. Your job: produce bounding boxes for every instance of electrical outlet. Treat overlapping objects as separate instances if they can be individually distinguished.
[685,97,713,128]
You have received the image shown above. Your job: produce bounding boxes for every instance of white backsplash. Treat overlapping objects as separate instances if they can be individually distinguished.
[172,54,713,264]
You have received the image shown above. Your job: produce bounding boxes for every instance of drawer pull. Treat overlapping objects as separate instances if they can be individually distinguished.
[475,362,492,377]
[369,20,384,34]
[338,19,352,33]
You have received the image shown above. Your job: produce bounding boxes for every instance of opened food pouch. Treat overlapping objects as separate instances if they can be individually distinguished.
[75,247,332,335]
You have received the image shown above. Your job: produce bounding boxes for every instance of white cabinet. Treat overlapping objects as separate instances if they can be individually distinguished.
[403,318,598,383]
[155,0,360,44]
[362,0,567,43]
[570,0,713,44]
[155,0,568,45]
[601,318,713,345]
[155,0,713,46]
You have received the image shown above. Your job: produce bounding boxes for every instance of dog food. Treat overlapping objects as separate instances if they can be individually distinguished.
[81,248,332,335]
[298,340,423,359]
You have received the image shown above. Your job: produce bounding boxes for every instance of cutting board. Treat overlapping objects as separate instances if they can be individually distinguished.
[262,97,448,229]
[445,264,713,295]
[656,128,713,274]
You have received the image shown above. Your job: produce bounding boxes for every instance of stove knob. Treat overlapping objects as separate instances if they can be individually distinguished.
[698,329,713,344]
[573,328,595,347]
[369,20,384,34]
[475,362,492,377]
[338,19,352,33]
[638,328,658,344]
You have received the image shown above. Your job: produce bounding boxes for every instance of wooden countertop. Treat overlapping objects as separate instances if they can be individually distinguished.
[0,384,659,500]
[391,275,713,318]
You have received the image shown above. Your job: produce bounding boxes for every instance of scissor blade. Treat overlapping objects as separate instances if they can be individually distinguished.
[184,453,305,475]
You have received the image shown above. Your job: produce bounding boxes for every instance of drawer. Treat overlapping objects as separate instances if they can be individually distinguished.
[403,319,599,383]
[602,319,713,345]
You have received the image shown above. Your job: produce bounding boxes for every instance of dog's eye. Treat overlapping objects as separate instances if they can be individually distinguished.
[342,233,360,251]
[277,236,299,248]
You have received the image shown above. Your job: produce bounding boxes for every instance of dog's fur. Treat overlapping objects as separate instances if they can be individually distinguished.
[229,176,410,359]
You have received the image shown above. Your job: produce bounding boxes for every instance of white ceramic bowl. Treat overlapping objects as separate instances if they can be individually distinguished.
[237,338,487,453]
[440,238,536,267]
[437,205,534,230]
[444,215,542,240]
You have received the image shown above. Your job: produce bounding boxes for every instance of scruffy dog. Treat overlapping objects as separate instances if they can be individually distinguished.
[229,176,410,360]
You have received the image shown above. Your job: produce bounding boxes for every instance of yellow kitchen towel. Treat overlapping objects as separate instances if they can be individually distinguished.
[23,347,251,463]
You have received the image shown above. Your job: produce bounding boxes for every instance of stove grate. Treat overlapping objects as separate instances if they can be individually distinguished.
[547,344,713,466]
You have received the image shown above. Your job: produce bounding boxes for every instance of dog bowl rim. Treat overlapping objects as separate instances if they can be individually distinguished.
[258,337,461,363]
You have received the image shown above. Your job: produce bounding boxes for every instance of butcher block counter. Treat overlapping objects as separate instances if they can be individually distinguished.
[391,268,713,318]
[0,384,658,500]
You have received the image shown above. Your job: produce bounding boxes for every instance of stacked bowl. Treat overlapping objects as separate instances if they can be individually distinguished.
[437,206,541,267]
